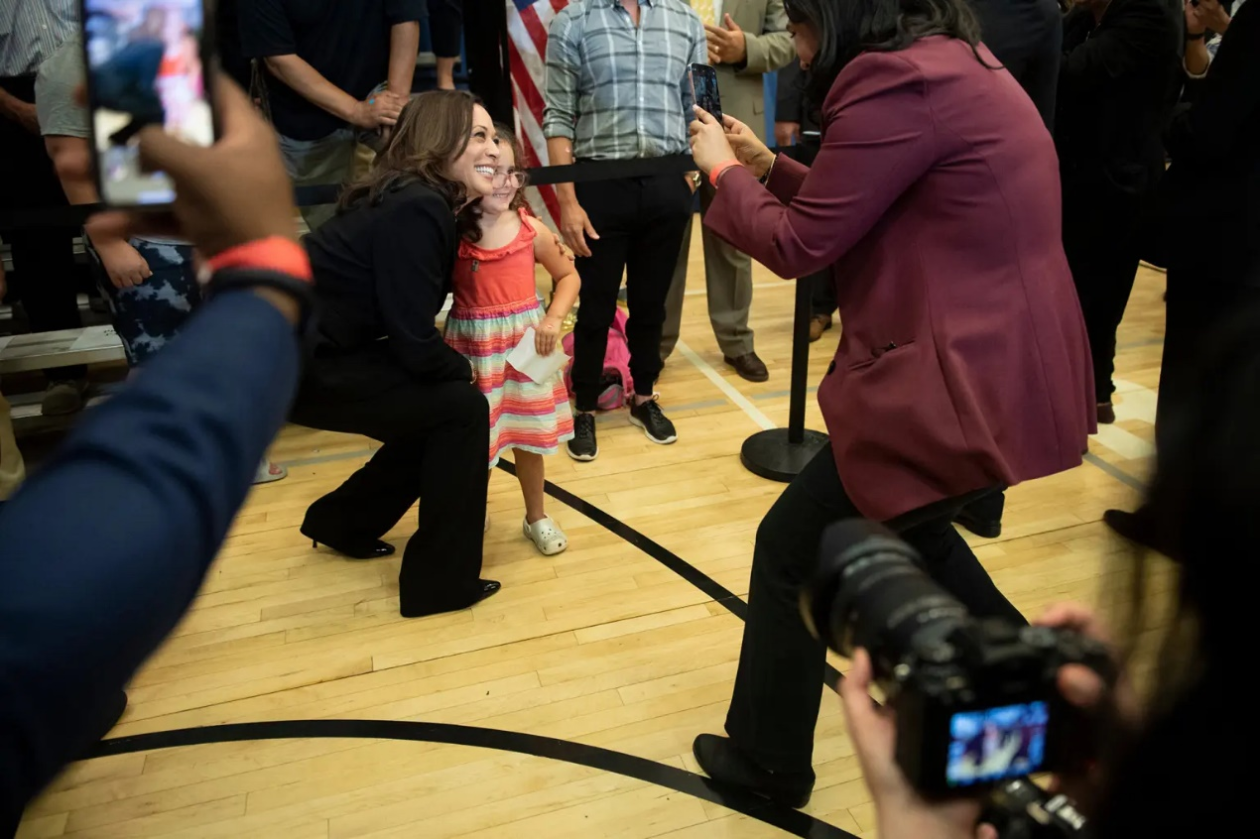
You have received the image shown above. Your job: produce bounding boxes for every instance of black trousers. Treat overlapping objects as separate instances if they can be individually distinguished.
[571,172,692,411]
[0,75,86,381]
[289,345,489,617]
[725,444,1025,775]
[1062,172,1144,404]
[1157,270,1260,453]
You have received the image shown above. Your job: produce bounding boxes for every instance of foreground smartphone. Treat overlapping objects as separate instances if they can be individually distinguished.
[80,0,217,207]
[689,63,724,125]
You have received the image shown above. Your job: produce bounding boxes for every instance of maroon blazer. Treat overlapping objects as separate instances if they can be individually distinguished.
[706,37,1095,521]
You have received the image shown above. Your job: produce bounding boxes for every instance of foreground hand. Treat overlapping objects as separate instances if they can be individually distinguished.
[559,200,598,258]
[95,239,153,288]
[536,316,562,355]
[88,75,299,258]
[705,15,747,65]
[688,106,738,175]
[840,649,982,839]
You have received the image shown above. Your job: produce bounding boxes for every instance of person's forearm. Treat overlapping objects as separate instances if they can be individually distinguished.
[387,22,421,97]
[0,288,299,815]
[547,137,578,205]
[1185,39,1211,76]
[0,87,30,122]
[546,273,580,320]
[46,138,130,252]
[264,54,360,122]
[741,31,795,75]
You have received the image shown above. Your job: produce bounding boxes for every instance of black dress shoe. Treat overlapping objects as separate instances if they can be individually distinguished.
[953,507,1002,539]
[692,734,814,809]
[302,525,396,560]
[724,352,770,383]
[1103,507,1155,547]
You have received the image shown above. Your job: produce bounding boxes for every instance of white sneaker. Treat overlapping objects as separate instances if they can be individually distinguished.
[523,516,568,556]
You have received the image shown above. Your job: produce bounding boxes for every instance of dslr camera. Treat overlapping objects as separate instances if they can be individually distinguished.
[800,520,1112,797]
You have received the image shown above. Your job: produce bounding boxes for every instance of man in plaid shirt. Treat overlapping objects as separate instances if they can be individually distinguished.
[544,0,706,462]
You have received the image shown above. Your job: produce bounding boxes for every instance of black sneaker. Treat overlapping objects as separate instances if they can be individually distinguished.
[629,397,677,445]
[567,412,598,461]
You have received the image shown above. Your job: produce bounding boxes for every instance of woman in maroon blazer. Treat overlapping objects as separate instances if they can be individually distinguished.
[686,0,1095,808]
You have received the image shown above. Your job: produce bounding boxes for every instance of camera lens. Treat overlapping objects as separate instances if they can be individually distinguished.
[801,520,968,668]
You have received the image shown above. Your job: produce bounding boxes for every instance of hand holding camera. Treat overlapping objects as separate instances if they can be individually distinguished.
[805,521,1120,837]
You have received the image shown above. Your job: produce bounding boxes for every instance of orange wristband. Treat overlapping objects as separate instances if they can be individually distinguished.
[206,237,312,282]
[709,160,743,188]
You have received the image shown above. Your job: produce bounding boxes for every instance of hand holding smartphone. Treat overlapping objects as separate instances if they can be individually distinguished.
[689,64,724,126]
[81,0,217,207]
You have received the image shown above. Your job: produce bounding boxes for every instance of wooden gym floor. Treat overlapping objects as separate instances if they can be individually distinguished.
[18,217,1163,838]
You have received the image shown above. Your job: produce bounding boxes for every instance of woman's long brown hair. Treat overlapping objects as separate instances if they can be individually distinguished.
[338,90,481,212]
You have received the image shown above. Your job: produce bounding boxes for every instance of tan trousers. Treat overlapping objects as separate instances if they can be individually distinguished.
[661,181,756,360]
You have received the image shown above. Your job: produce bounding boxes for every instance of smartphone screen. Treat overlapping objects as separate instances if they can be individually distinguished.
[945,701,1049,787]
[82,0,215,207]
[689,63,723,126]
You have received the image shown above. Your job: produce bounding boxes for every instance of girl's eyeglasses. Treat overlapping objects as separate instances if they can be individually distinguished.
[492,170,528,188]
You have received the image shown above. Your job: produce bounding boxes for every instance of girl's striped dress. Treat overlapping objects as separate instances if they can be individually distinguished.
[445,208,575,468]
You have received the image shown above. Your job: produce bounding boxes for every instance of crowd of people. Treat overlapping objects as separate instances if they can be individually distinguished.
[1,0,1256,834]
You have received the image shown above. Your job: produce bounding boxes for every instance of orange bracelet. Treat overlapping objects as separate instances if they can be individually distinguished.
[709,160,743,188]
[206,237,313,282]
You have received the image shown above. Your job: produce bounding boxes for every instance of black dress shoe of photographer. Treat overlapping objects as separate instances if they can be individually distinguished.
[302,524,396,559]
[953,506,1002,539]
[693,734,814,809]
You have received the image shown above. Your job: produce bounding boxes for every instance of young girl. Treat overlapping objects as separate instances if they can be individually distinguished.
[445,130,580,556]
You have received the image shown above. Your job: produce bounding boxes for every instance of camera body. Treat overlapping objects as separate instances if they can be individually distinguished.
[801,520,1111,796]
[984,779,1092,838]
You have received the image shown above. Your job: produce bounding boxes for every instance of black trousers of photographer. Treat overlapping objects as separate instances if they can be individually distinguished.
[570,172,692,410]
[725,444,1027,777]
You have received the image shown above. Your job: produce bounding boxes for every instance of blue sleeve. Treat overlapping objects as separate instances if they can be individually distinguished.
[0,289,300,820]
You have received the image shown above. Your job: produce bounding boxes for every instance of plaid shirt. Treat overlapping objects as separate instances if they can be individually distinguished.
[543,0,706,161]
[0,0,75,77]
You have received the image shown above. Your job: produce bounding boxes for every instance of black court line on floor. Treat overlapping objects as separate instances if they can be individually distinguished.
[495,459,845,693]
[87,721,853,838]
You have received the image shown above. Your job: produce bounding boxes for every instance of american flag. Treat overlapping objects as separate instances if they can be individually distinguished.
[506,0,570,229]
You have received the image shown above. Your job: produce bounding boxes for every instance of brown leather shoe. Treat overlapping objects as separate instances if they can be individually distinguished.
[724,352,770,382]
[808,315,833,343]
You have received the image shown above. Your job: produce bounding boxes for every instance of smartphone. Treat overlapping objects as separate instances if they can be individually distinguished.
[689,63,724,126]
[81,0,217,207]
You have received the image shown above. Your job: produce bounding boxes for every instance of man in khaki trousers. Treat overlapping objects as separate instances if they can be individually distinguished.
[662,0,794,382]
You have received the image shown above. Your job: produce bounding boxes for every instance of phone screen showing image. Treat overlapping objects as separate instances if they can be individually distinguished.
[689,63,724,125]
[82,0,215,207]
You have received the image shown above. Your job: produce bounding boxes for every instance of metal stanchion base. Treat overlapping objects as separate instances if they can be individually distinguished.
[740,428,830,483]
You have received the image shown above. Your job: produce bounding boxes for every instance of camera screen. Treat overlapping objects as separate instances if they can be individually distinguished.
[84,0,213,205]
[946,701,1048,787]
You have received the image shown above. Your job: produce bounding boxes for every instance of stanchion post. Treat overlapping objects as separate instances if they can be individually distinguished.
[739,274,829,482]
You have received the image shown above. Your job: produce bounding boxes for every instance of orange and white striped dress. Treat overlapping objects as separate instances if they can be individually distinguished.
[444,209,575,468]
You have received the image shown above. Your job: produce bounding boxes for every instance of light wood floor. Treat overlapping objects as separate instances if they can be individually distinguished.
[18,218,1165,838]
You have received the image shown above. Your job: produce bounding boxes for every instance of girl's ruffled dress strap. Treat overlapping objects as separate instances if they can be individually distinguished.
[457,208,538,262]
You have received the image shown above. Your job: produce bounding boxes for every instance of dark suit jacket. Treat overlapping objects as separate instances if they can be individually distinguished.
[707,38,1094,521]
[970,0,1063,130]
[1057,0,1181,195]
[1153,0,1259,282]
[0,289,300,828]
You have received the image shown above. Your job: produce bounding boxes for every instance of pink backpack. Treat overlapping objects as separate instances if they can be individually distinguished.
[563,307,634,410]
